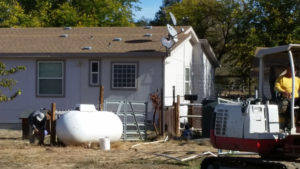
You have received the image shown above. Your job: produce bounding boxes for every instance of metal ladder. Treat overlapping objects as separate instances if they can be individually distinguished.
[129,102,142,140]
[104,100,147,141]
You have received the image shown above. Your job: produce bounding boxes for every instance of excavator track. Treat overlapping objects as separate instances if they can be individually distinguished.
[201,157,300,169]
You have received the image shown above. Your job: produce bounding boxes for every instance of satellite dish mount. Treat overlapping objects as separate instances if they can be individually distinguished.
[160,12,185,51]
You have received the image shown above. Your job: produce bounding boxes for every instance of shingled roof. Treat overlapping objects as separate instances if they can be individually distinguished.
[0,26,191,58]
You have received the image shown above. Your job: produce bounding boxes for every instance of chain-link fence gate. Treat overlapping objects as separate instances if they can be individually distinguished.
[103,100,148,141]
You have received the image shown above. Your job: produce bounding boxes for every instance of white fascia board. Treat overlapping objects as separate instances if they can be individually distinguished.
[169,35,192,56]
[200,39,220,68]
[184,27,199,44]
[169,27,198,56]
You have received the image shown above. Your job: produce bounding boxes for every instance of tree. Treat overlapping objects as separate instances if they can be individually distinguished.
[153,0,240,61]
[15,0,140,27]
[247,0,300,46]
[151,0,300,79]
[0,63,26,102]
[17,0,68,14]
[0,0,32,27]
[71,0,139,26]
[50,2,79,27]
[135,17,151,26]
[26,0,52,27]
[151,0,181,26]
[227,0,300,77]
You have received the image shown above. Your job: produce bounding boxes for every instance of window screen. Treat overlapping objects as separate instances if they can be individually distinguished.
[37,61,64,96]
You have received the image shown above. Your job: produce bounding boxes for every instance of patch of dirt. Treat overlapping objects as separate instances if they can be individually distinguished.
[0,129,217,169]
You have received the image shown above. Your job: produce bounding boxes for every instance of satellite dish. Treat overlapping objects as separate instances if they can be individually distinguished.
[169,12,177,26]
[167,24,177,37]
[160,12,183,50]
[167,24,178,42]
[161,37,175,49]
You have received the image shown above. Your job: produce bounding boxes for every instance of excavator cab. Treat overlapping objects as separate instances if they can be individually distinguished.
[255,44,300,133]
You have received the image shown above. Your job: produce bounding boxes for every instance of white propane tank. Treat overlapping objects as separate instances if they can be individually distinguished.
[56,104,123,145]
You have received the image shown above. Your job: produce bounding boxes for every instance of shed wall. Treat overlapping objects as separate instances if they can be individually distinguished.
[164,40,193,106]
[191,43,217,102]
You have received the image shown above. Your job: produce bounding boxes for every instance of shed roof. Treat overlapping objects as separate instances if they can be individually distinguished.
[0,26,191,58]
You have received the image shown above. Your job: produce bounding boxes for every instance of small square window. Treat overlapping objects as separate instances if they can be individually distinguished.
[112,63,137,89]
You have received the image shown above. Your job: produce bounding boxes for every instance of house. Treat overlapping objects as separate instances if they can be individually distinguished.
[0,26,219,128]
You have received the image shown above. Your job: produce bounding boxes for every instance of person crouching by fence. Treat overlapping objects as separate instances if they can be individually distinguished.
[28,110,47,145]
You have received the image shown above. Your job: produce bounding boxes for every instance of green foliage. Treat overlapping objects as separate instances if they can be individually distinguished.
[29,0,52,27]
[247,0,300,46]
[156,0,240,62]
[50,3,79,27]
[227,0,300,77]
[0,0,140,27]
[0,0,32,27]
[150,0,181,26]
[0,62,26,103]
[71,0,138,26]
[290,27,300,44]
[135,17,151,26]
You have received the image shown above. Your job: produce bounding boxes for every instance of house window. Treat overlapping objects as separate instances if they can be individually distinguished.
[112,63,137,89]
[37,61,64,96]
[90,61,100,86]
[185,67,191,94]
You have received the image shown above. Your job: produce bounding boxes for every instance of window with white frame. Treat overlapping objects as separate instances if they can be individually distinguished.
[112,63,137,89]
[185,67,191,94]
[90,61,100,86]
[37,61,64,96]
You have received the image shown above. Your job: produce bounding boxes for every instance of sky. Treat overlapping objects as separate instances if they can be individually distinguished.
[133,0,163,21]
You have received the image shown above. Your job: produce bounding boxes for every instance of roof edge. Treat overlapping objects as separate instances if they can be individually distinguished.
[184,27,199,44]
[0,52,166,58]
[199,39,220,67]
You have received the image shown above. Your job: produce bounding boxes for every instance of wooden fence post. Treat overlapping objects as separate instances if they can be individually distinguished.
[50,102,56,145]
[175,95,180,137]
[160,88,164,136]
[188,104,193,128]
[99,85,104,111]
[172,86,175,105]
